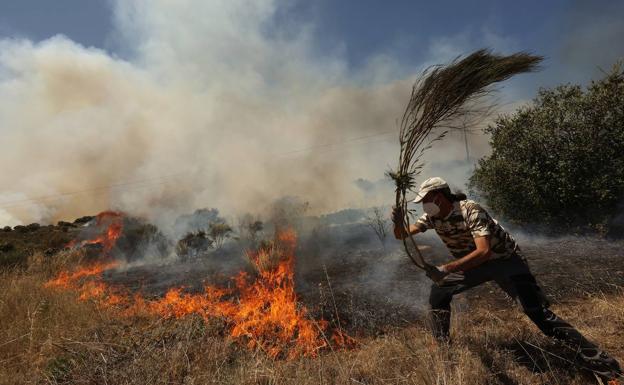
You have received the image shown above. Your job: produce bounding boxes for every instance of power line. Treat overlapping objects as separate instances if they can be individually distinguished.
[0,172,187,207]
[0,128,399,209]
[0,179,178,210]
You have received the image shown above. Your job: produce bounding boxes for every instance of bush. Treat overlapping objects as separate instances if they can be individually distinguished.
[208,222,233,249]
[469,63,624,235]
[175,231,214,261]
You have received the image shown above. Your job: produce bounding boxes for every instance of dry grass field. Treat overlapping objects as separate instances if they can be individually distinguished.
[1,222,622,385]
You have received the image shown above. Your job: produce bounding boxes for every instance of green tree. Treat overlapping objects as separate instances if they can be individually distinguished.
[469,63,624,235]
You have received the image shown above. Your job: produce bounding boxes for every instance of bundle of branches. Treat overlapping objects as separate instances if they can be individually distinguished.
[388,49,542,270]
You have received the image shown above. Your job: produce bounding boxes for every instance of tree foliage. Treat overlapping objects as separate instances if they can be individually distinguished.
[469,64,624,235]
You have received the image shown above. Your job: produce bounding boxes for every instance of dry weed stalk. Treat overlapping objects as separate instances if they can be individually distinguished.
[388,49,542,269]
[247,241,284,273]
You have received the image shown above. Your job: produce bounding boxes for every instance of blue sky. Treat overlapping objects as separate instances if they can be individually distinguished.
[0,0,113,48]
[1,0,622,94]
[279,1,561,64]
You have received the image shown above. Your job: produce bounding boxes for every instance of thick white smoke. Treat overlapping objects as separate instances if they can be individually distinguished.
[0,0,494,227]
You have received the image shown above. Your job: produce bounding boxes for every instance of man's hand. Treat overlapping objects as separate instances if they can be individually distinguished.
[392,206,409,239]
[426,264,466,286]
[391,206,404,224]
[392,206,423,239]
[425,264,448,283]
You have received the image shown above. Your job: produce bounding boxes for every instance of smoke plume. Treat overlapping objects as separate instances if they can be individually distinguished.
[0,1,507,227]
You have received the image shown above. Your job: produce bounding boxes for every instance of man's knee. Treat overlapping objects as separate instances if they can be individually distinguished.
[511,273,550,311]
[524,307,557,335]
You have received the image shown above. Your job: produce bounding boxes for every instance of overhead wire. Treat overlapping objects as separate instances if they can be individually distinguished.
[0,129,400,210]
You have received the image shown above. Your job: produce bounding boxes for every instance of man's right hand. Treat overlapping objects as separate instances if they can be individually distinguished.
[391,206,404,224]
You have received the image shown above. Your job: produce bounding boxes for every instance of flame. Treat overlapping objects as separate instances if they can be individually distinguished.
[46,215,354,359]
[224,229,329,358]
[44,261,119,289]
[66,211,124,254]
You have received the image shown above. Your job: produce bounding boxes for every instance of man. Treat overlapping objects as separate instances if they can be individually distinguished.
[392,176,622,381]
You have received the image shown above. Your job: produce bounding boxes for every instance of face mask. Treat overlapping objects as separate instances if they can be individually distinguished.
[423,202,440,216]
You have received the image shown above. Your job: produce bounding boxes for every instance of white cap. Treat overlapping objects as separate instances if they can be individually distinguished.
[412,177,449,203]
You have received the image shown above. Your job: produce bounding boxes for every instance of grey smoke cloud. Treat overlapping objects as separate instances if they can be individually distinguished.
[0,0,574,228]
[0,1,400,226]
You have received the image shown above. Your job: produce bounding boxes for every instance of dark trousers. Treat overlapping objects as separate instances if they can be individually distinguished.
[428,255,621,376]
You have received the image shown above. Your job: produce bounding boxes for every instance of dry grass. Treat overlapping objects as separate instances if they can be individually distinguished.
[1,251,622,385]
[0,251,106,384]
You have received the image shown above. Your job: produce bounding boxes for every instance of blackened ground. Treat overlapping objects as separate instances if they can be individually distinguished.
[296,233,624,336]
[104,222,624,339]
[4,216,622,341]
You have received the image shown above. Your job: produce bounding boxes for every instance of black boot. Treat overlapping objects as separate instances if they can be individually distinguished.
[577,348,623,382]
[429,309,451,343]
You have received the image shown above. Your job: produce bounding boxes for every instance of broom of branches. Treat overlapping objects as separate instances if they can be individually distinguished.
[388,49,542,271]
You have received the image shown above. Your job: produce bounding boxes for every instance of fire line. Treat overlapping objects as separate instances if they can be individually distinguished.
[45,212,355,359]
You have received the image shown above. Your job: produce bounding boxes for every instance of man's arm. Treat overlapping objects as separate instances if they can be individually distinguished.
[392,207,427,240]
[393,223,421,240]
[441,235,491,273]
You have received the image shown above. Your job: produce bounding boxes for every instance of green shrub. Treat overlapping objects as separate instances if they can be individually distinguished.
[469,63,624,235]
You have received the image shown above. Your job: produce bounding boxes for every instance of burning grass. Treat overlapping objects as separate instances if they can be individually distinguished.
[1,214,622,384]
[43,221,353,360]
[2,255,622,384]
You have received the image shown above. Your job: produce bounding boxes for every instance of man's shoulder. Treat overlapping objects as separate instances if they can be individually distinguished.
[460,199,485,212]
[460,199,490,220]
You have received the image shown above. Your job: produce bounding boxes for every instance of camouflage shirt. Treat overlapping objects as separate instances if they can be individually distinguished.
[415,200,519,259]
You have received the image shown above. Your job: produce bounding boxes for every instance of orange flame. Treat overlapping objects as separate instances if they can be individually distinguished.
[44,261,119,289]
[67,211,124,254]
[224,229,328,358]
[47,219,354,359]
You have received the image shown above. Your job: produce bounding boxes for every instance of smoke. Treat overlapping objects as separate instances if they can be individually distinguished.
[0,0,529,227]
[556,1,624,84]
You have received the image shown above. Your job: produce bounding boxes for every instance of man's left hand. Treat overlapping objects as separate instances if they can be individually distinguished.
[425,265,448,283]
